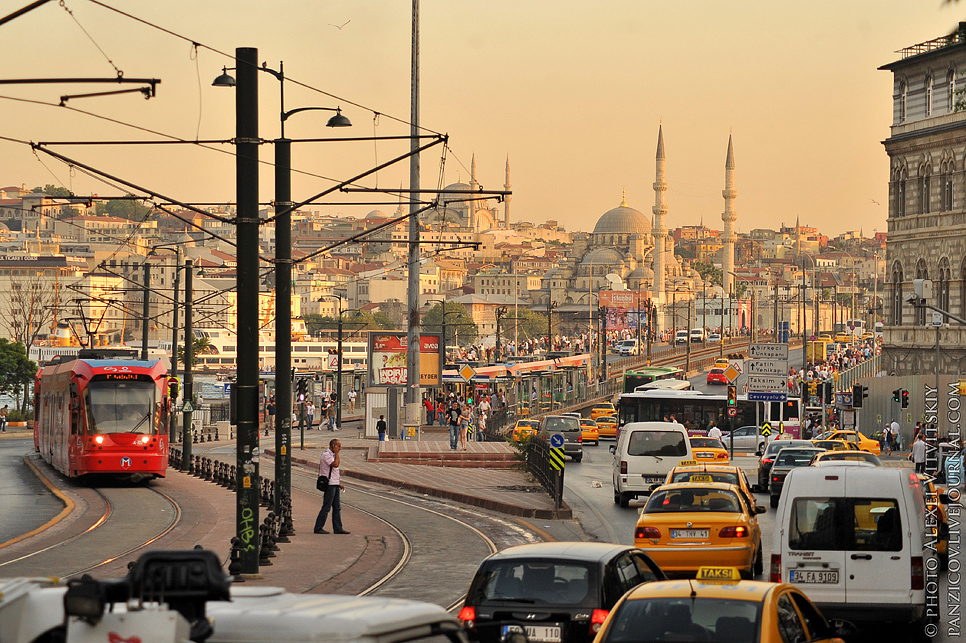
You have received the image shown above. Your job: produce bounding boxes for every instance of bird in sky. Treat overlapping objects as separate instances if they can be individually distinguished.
[330,20,351,30]
[871,198,880,205]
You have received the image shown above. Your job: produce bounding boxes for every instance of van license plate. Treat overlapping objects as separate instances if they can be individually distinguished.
[790,570,838,584]
[671,529,709,539]
[643,476,664,483]
[502,625,561,643]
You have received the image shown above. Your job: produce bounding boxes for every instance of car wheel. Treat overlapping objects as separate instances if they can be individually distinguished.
[754,546,764,576]
[574,455,582,463]
[619,492,631,508]
[770,494,779,509]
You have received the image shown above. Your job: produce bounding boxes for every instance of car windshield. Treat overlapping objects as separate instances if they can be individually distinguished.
[818,452,881,465]
[544,417,579,433]
[628,431,687,457]
[690,438,724,449]
[710,369,724,375]
[470,559,597,607]
[85,377,157,435]
[644,488,741,513]
[602,597,761,643]
[670,471,739,486]
[764,440,811,457]
[776,449,824,467]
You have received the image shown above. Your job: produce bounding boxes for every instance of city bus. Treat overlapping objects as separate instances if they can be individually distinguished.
[617,389,803,438]
[621,366,684,393]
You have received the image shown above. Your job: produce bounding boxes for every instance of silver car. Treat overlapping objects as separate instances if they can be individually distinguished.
[722,425,766,455]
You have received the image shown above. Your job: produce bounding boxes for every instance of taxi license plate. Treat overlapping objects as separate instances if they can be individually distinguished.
[790,570,839,584]
[695,452,714,458]
[502,625,561,643]
[671,529,709,539]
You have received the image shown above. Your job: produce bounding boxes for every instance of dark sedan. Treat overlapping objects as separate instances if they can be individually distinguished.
[459,542,665,643]
[768,446,825,508]
[756,439,814,491]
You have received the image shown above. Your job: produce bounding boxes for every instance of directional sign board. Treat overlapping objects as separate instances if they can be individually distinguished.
[749,343,789,361]
[746,360,787,376]
[550,433,565,448]
[746,375,787,392]
[748,391,788,402]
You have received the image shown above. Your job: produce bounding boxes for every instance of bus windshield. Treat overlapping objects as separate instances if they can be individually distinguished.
[85,378,157,435]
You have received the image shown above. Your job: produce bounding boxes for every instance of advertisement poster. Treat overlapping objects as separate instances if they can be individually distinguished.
[369,333,441,388]
[599,291,648,331]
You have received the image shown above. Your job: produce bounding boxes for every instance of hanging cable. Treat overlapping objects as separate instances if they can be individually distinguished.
[60,0,123,77]
[190,42,203,141]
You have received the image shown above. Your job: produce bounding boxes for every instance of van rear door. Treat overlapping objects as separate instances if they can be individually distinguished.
[783,470,847,605]
[844,471,914,607]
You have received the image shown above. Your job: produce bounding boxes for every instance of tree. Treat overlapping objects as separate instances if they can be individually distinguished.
[0,273,61,349]
[422,301,479,347]
[0,339,38,414]
[735,282,748,299]
[303,313,326,336]
[311,310,396,335]
[177,336,212,368]
[95,195,152,221]
[500,308,547,342]
[693,261,723,287]
[32,184,72,197]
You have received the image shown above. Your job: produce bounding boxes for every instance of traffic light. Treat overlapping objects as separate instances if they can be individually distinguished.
[892,389,902,403]
[822,381,833,405]
[901,389,910,408]
[167,376,179,400]
[852,384,868,408]
[296,378,307,402]
[727,385,737,408]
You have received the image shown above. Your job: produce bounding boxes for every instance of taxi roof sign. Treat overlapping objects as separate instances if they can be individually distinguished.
[689,474,713,483]
[695,567,742,582]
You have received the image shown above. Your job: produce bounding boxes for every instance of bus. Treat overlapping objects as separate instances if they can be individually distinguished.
[622,366,684,393]
[845,319,865,337]
[634,379,694,392]
[617,389,803,438]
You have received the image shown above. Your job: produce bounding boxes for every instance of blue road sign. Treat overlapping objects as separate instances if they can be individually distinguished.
[747,391,787,402]
[550,433,565,448]
[224,383,232,394]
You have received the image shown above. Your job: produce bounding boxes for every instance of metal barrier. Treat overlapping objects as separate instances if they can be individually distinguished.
[835,354,882,391]
[527,435,564,510]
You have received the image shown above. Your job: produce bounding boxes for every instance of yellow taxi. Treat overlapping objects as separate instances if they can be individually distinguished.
[713,357,730,369]
[517,401,530,418]
[825,430,881,455]
[580,418,600,445]
[661,462,756,507]
[811,439,859,451]
[510,419,540,442]
[590,401,616,421]
[596,415,618,438]
[634,482,764,578]
[833,332,853,343]
[593,566,848,643]
[862,332,875,341]
[689,436,729,463]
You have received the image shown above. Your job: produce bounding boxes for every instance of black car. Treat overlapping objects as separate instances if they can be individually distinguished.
[460,542,665,643]
[756,439,813,491]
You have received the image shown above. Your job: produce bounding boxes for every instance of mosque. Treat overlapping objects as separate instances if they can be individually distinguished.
[545,126,738,333]
[422,154,510,232]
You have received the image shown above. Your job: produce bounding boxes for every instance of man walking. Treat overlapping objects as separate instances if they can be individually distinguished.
[447,400,461,450]
[306,401,316,431]
[910,433,928,474]
[314,439,350,535]
[347,388,357,414]
[376,414,388,441]
[708,423,722,441]
[0,405,7,432]
[266,398,275,433]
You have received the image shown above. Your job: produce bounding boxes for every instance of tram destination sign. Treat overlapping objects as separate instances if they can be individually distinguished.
[746,375,787,392]
[749,343,788,361]
[745,360,787,376]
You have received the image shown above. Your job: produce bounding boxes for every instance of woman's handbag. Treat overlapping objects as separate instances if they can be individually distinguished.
[316,474,329,492]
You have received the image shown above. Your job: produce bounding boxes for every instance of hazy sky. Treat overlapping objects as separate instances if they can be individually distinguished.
[0,1,960,236]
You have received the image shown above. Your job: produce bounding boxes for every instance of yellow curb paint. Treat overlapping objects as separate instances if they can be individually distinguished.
[0,456,75,551]
[516,518,556,543]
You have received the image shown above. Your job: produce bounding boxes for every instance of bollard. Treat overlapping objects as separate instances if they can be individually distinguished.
[227,537,245,579]
[265,513,280,551]
[205,458,213,481]
[262,516,279,554]
[214,426,220,441]
[258,525,273,566]
[281,495,295,537]
[228,465,237,491]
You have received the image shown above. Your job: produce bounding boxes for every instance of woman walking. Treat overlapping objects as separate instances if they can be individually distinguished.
[459,402,470,451]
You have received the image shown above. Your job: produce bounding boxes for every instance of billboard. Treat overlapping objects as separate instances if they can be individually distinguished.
[368,332,442,388]
[598,291,648,331]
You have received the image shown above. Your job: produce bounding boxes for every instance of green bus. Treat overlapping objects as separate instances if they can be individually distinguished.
[622,366,684,393]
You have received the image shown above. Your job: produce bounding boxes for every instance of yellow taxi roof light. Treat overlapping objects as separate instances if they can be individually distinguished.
[695,567,742,582]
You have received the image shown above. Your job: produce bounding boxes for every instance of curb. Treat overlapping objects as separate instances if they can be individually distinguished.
[0,454,74,550]
[273,449,572,520]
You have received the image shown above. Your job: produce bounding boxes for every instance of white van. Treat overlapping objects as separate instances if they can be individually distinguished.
[611,421,693,507]
[689,328,705,343]
[616,339,640,356]
[674,330,688,345]
[771,467,927,626]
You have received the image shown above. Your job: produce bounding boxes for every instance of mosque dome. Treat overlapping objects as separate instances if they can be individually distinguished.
[593,198,652,236]
[627,265,654,281]
[365,209,388,219]
[442,181,472,199]
[581,247,624,266]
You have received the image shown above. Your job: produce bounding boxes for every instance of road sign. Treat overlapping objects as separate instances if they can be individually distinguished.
[761,423,772,437]
[723,364,741,382]
[727,407,737,417]
[327,353,339,370]
[549,447,565,470]
[459,364,476,383]
[749,343,789,360]
[224,382,231,394]
[746,360,788,376]
[748,391,788,402]
[182,400,194,413]
[550,433,565,448]
[746,375,787,392]
[932,311,944,327]
[835,392,853,407]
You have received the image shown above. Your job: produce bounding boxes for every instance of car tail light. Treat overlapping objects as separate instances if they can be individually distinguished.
[620,461,627,474]
[772,475,781,482]
[716,452,728,459]
[458,606,475,623]
[770,555,782,583]
[912,556,925,590]
[590,609,609,633]
[763,458,773,466]
[719,526,748,538]
[635,526,660,539]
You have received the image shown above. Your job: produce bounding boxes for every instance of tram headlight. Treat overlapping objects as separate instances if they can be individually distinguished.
[64,576,106,623]
[94,435,104,445]
[140,436,150,444]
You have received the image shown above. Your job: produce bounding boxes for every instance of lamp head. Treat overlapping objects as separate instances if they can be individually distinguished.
[326,107,352,128]
[212,67,236,87]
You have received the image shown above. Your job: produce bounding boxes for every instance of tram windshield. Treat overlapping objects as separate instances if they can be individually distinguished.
[86,377,157,435]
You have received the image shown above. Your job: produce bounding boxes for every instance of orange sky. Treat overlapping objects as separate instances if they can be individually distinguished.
[0,1,960,236]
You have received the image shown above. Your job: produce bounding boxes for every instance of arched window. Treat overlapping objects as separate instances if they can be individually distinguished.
[892,262,904,325]
[895,166,907,217]
[942,160,955,211]
[900,81,908,122]
[920,165,932,214]
[949,70,957,112]
[939,258,951,314]
[916,259,928,325]
[926,74,934,116]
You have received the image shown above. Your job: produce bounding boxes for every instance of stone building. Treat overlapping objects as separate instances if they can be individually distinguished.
[881,24,966,375]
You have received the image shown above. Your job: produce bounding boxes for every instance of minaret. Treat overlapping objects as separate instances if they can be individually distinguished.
[504,156,511,229]
[722,134,737,295]
[652,125,668,301]
[470,153,478,231]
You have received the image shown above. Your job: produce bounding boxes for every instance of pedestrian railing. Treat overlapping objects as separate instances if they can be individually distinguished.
[835,354,882,391]
[527,435,564,511]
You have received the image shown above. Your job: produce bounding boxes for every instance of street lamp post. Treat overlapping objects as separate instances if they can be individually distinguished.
[149,246,181,443]
[181,259,194,471]
[140,260,151,361]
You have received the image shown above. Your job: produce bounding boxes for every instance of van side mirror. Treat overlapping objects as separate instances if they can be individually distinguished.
[609,445,617,455]
[831,619,859,640]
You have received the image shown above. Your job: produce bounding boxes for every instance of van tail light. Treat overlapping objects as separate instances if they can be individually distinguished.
[620,460,627,474]
[770,555,782,583]
[719,526,748,538]
[590,609,609,633]
[457,606,475,626]
[635,526,660,539]
[578,435,583,443]
[911,556,925,590]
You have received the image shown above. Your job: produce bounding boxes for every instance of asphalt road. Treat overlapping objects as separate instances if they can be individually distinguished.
[0,437,63,545]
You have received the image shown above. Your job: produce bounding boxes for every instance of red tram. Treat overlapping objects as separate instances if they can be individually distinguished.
[34,358,169,479]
